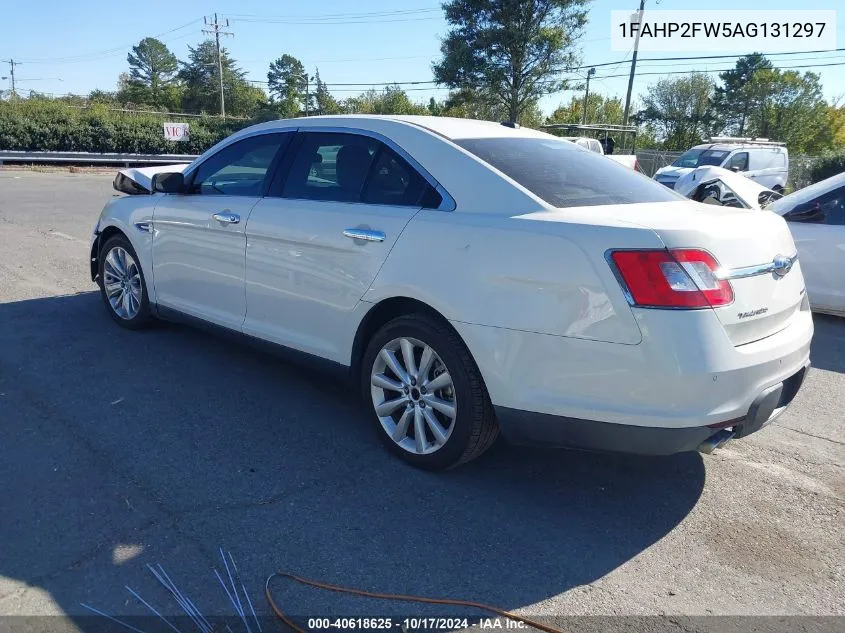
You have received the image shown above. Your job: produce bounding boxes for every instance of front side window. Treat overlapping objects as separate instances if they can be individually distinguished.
[456,136,683,208]
[727,152,749,171]
[188,133,287,196]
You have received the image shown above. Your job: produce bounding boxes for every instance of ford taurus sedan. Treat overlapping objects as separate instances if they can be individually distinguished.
[91,115,812,469]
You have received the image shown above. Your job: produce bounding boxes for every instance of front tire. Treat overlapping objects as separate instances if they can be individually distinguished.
[361,314,498,470]
[98,234,152,329]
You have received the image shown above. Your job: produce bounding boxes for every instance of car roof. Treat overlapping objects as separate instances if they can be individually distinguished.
[240,114,556,142]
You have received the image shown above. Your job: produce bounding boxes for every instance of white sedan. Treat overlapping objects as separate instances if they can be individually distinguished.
[92,115,812,469]
[674,166,845,317]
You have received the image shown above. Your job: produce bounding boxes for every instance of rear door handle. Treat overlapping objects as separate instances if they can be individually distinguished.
[213,212,240,224]
[343,228,385,242]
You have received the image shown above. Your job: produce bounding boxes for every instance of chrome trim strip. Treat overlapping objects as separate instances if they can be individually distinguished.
[716,252,798,280]
[133,222,152,233]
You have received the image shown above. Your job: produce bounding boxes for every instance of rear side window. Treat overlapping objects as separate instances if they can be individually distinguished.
[362,147,429,206]
[280,132,440,208]
[283,133,379,202]
[456,137,683,208]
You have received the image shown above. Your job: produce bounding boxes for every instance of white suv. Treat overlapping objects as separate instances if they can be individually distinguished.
[654,138,789,192]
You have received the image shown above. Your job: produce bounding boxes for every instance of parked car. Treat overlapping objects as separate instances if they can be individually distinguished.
[97,115,811,469]
[562,135,639,170]
[769,173,845,317]
[674,166,845,317]
[673,166,783,209]
[654,138,788,192]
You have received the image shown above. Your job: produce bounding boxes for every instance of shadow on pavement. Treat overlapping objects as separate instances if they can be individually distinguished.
[808,313,845,374]
[0,291,707,627]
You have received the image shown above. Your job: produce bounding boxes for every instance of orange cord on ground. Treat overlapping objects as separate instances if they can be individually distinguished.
[265,572,566,633]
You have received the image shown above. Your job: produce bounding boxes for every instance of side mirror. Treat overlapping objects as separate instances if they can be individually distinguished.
[730,165,741,173]
[152,172,185,194]
[784,201,824,223]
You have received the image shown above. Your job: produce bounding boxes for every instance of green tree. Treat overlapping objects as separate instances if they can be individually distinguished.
[441,87,507,121]
[745,69,830,153]
[179,40,265,116]
[313,69,341,115]
[635,73,717,150]
[713,53,773,137]
[342,86,428,115]
[434,0,587,124]
[546,93,625,125]
[427,97,443,116]
[125,37,179,109]
[267,54,307,117]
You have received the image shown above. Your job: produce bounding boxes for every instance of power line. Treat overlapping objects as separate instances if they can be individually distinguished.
[227,7,440,20]
[233,16,441,25]
[573,47,845,72]
[13,20,202,64]
[592,59,845,81]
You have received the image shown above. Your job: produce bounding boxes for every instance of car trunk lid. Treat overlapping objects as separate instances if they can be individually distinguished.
[580,201,806,346]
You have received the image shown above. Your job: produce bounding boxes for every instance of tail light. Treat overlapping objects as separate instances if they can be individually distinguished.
[608,248,733,309]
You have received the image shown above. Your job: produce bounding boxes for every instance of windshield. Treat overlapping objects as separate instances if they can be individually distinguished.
[456,136,684,208]
[672,149,729,168]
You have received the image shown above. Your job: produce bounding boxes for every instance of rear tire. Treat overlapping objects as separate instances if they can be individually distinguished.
[361,314,498,470]
[98,234,152,330]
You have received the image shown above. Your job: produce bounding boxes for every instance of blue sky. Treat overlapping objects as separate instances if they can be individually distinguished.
[1,0,842,115]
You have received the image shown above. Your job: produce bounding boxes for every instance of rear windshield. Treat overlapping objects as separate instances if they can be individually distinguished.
[455,137,682,208]
[672,148,729,168]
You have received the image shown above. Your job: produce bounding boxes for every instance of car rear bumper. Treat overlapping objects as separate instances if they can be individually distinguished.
[452,302,813,431]
[495,362,809,454]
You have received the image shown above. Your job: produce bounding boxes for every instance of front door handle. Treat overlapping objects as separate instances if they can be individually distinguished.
[213,212,240,224]
[343,228,385,243]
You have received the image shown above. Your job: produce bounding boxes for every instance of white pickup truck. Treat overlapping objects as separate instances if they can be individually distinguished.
[562,136,639,170]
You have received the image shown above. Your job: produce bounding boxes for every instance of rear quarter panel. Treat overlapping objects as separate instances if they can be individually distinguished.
[365,209,666,346]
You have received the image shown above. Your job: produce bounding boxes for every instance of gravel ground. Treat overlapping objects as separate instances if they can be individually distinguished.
[0,170,842,630]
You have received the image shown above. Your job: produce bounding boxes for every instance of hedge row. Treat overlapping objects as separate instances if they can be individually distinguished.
[0,100,253,155]
[809,150,845,184]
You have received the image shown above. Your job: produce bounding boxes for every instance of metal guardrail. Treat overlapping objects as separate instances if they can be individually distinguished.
[0,150,199,166]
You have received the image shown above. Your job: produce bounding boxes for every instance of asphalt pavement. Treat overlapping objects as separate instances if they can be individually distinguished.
[0,170,842,630]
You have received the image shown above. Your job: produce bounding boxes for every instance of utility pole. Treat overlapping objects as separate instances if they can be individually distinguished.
[581,68,595,125]
[305,74,310,117]
[623,0,646,126]
[3,59,20,98]
[203,14,233,119]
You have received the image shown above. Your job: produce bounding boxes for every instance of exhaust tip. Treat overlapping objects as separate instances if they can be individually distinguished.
[698,429,735,455]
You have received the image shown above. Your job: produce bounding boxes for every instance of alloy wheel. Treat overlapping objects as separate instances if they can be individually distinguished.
[103,246,142,320]
[370,337,457,455]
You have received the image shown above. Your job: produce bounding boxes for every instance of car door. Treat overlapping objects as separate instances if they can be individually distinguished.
[243,130,444,362]
[152,132,290,329]
[782,185,845,312]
